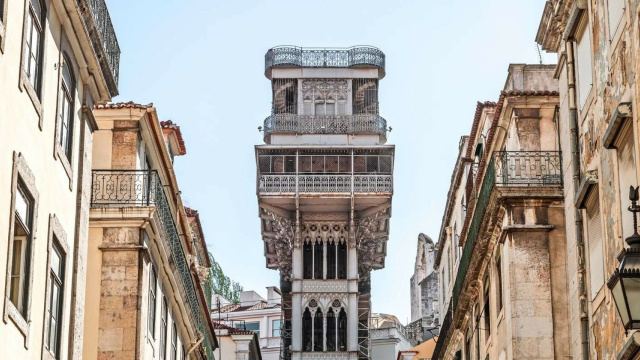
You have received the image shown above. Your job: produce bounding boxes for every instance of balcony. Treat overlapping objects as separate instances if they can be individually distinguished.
[76,0,120,96]
[257,152,393,195]
[265,46,385,78]
[493,151,562,186]
[263,114,388,142]
[91,170,214,357]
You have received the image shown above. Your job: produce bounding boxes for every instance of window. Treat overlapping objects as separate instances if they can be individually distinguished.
[616,127,637,242]
[465,330,471,360]
[10,182,33,317]
[586,190,605,299]
[171,322,178,360]
[45,242,64,358]
[496,251,503,311]
[148,265,158,338]
[482,276,490,340]
[57,53,76,161]
[607,0,625,37]
[24,0,46,95]
[575,18,593,110]
[160,297,168,359]
[272,319,281,337]
[244,322,260,338]
[302,301,346,352]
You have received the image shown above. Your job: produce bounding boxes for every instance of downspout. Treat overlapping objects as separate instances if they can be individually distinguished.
[565,39,590,360]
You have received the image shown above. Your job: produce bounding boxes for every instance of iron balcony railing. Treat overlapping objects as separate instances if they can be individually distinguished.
[76,0,120,96]
[263,114,388,140]
[257,154,393,195]
[90,170,214,358]
[493,151,562,186]
[265,46,385,73]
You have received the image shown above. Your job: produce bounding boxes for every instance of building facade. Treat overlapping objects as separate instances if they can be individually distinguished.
[0,0,119,358]
[537,0,640,358]
[407,233,439,346]
[212,288,283,360]
[85,103,217,359]
[212,322,262,360]
[255,46,394,360]
[369,313,411,360]
[432,64,571,360]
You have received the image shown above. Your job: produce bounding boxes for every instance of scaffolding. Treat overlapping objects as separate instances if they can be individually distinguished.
[358,294,371,360]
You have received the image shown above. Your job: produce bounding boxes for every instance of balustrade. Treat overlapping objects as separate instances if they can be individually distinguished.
[263,114,387,139]
[265,46,385,72]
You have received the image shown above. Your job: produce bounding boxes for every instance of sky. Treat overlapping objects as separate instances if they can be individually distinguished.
[106,0,555,324]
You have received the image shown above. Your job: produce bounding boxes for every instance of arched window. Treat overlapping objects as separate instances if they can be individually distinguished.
[302,308,312,351]
[326,240,336,279]
[313,309,323,351]
[326,308,336,351]
[337,242,347,279]
[24,0,46,95]
[313,239,323,279]
[303,242,313,279]
[58,53,76,161]
[338,308,347,351]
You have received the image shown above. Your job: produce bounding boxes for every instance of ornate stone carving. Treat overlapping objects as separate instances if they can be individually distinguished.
[263,210,295,280]
[356,212,387,279]
[302,294,348,312]
[301,222,348,244]
[301,280,348,293]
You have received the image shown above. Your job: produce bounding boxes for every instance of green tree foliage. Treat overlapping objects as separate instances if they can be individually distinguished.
[208,252,243,304]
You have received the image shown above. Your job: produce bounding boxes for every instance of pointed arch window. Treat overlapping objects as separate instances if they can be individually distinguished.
[303,300,346,352]
[338,308,347,351]
[313,308,323,351]
[302,308,312,351]
[326,308,336,351]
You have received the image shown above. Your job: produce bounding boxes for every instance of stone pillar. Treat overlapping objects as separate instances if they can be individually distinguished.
[96,227,143,360]
[347,293,358,351]
[292,293,302,351]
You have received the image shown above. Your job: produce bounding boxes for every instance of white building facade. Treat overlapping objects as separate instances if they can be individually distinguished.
[256,46,394,360]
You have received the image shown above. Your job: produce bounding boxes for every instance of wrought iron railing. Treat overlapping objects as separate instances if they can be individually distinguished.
[263,114,388,139]
[265,46,385,72]
[493,151,562,186]
[258,174,392,194]
[90,170,215,358]
[76,0,120,96]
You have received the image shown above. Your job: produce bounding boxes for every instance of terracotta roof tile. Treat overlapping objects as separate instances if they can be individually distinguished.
[212,322,256,335]
[94,101,153,109]
[160,120,187,155]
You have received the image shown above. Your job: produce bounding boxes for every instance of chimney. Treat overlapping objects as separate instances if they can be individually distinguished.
[266,286,282,306]
[239,291,265,307]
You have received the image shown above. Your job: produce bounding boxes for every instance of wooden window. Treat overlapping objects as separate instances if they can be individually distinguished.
[148,265,158,338]
[607,0,625,37]
[575,18,593,110]
[10,182,33,317]
[586,190,605,299]
[616,127,637,241]
[160,296,168,359]
[24,0,46,95]
[45,241,64,358]
[171,322,178,360]
[57,53,76,161]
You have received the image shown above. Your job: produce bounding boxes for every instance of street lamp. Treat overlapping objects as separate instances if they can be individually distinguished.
[607,186,640,333]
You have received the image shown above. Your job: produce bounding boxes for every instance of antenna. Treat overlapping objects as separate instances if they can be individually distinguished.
[536,43,543,65]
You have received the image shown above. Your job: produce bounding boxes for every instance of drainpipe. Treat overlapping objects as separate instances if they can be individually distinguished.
[565,40,590,360]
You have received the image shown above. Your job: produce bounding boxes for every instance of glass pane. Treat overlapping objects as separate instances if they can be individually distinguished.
[51,245,62,278]
[15,187,29,224]
[623,277,640,320]
[611,280,630,325]
[30,0,41,20]
[10,238,24,310]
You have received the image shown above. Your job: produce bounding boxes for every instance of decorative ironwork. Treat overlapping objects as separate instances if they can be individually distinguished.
[265,46,385,73]
[262,210,295,280]
[258,174,392,194]
[76,0,120,96]
[263,114,388,139]
[356,212,387,279]
[90,170,214,358]
[493,151,562,186]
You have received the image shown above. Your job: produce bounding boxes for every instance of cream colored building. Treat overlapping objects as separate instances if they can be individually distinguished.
[0,0,119,358]
[84,103,218,359]
[433,64,571,360]
[212,322,262,360]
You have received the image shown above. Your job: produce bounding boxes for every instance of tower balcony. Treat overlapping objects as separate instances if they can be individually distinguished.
[263,114,388,144]
[265,46,385,78]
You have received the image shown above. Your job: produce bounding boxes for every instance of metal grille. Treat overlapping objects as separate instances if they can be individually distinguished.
[91,170,214,358]
[353,79,378,115]
[265,46,385,71]
[273,79,297,114]
[280,295,292,360]
[358,296,371,360]
[263,114,387,138]
[493,151,562,186]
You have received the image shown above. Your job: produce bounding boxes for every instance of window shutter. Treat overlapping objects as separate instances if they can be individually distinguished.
[608,0,625,37]
[586,190,605,299]
[576,21,593,110]
[617,127,637,240]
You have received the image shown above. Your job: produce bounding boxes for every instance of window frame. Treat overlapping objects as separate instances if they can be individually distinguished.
[55,52,76,163]
[19,0,48,122]
[272,319,282,337]
[0,0,8,52]
[171,322,178,360]
[574,15,594,113]
[42,215,70,360]
[148,264,158,339]
[160,296,168,360]
[4,152,40,347]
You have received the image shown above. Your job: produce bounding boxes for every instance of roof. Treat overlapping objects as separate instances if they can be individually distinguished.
[94,101,153,109]
[212,321,255,335]
[160,120,187,155]
[212,301,281,314]
[397,338,437,360]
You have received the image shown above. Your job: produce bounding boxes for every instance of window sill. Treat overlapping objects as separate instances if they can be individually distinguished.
[19,70,44,129]
[4,300,30,349]
[54,144,74,190]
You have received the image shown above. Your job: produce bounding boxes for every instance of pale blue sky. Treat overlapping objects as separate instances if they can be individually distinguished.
[107,0,555,323]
